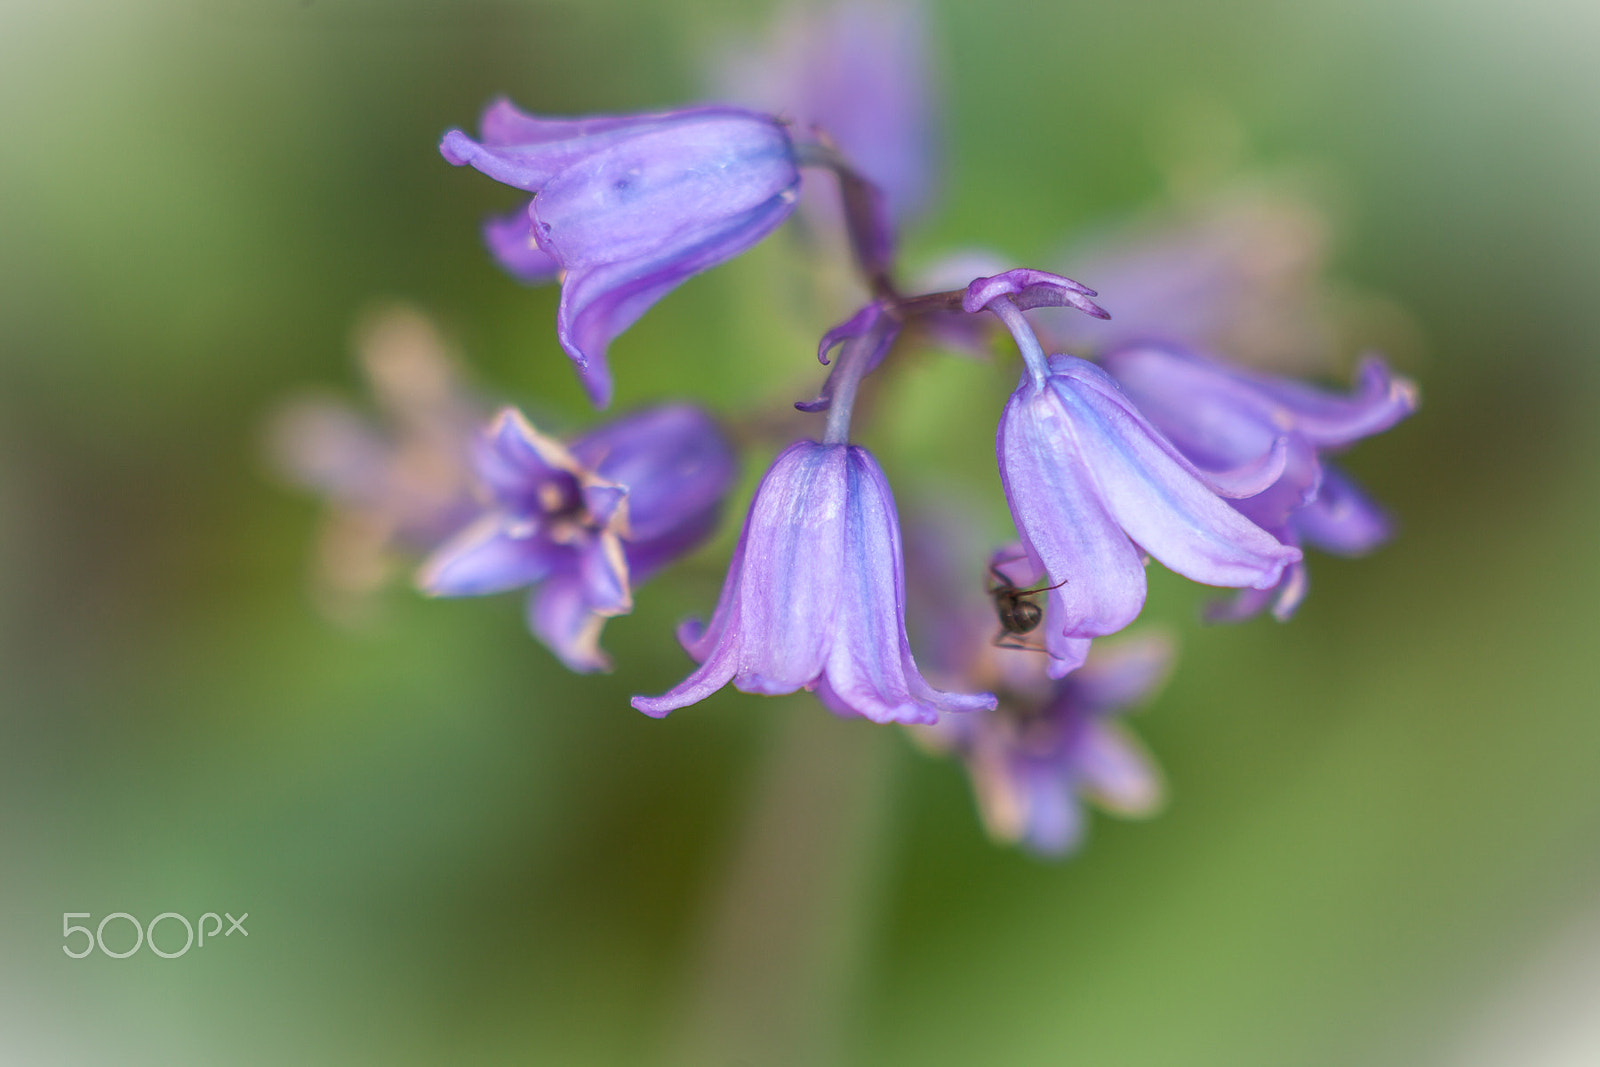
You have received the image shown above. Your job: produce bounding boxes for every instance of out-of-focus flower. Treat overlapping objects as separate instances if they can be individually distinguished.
[441,101,802,407]
[267,306,483,619]
[904,536,1173,857]
[1039,188,1342,374]
[919,630,1172,857]
[632,440,995,724]
[713,0,938,225]
[1103,343,1418,619]
[420,404,737,672]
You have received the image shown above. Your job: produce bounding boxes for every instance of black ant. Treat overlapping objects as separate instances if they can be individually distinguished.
[988,562,1068,651]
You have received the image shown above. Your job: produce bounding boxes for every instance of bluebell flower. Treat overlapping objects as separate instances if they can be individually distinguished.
[1102,342,1417,619]
[967,270,1300,674]
[420,404,737,672]
[632,440,996,724]
[441,101,802,407]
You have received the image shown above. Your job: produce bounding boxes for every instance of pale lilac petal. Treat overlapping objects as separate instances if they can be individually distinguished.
[732,444,844,692]
[1067,632,1175,712]
[530,113,798,269]
[1246,355,1419,447]
[1046,358,1301,587]
[633,442,994,721]
[1075,722,1163,815]
[999,390,1151,639]
[554,192,797,407]
[1018,770,1085,856]
[477,98,655,146]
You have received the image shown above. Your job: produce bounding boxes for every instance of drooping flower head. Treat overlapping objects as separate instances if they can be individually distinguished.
[632,440,995,724]
[1102,342,1417,619]
[441,102,802,407]
[969,269,1302,674]
[420,404,737,672]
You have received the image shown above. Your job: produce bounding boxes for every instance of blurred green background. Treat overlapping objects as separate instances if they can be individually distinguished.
[2,0,1598,1063]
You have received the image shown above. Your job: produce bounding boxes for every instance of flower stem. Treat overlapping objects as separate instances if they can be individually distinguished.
[987,296,1052,388]
[822,329,877,445]
[794,138,900,301]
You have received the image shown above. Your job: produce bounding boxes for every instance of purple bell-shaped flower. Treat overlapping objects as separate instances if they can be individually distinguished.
[633,440,996,724]
[441,101,802,406]
[1101,343,1417,619]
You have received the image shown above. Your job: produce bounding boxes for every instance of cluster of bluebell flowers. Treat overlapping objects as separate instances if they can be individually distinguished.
[276,2,1416,857]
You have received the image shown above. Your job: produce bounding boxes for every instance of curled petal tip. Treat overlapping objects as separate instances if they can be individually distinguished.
[438,128,475,166]
[630,695,674,718]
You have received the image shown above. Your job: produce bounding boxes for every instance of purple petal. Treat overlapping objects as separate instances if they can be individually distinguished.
[529,112,798,270]
[1293,464,1393,555]
[418,516,563,596]
[577,532,633,617]
[554,192,798,407]
[571,405,737,546]
[440,106,740,192]
[633,442,993,721]
[528,573,611,673]
[1102,343,1301,473]
[473,409,579,509]
[1065,632,1176,713]
[962,268,1107,319]
[482,204,561,284]
[1000,356,1301,642]
[476,98,660,147]
[1074,722,1163,816]
[1017,768,1086,857]
[581,481,628,529]
[1245,355,1419,447]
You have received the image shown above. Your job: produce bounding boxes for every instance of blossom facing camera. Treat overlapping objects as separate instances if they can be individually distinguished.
[633,440,996,724]
[440,101,802,407]
[997,354,1302,673]
[420,405,736,672]
[1102,343,1417,620]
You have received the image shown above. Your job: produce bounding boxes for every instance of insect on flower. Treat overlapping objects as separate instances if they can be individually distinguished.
[988,556,1068,651]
